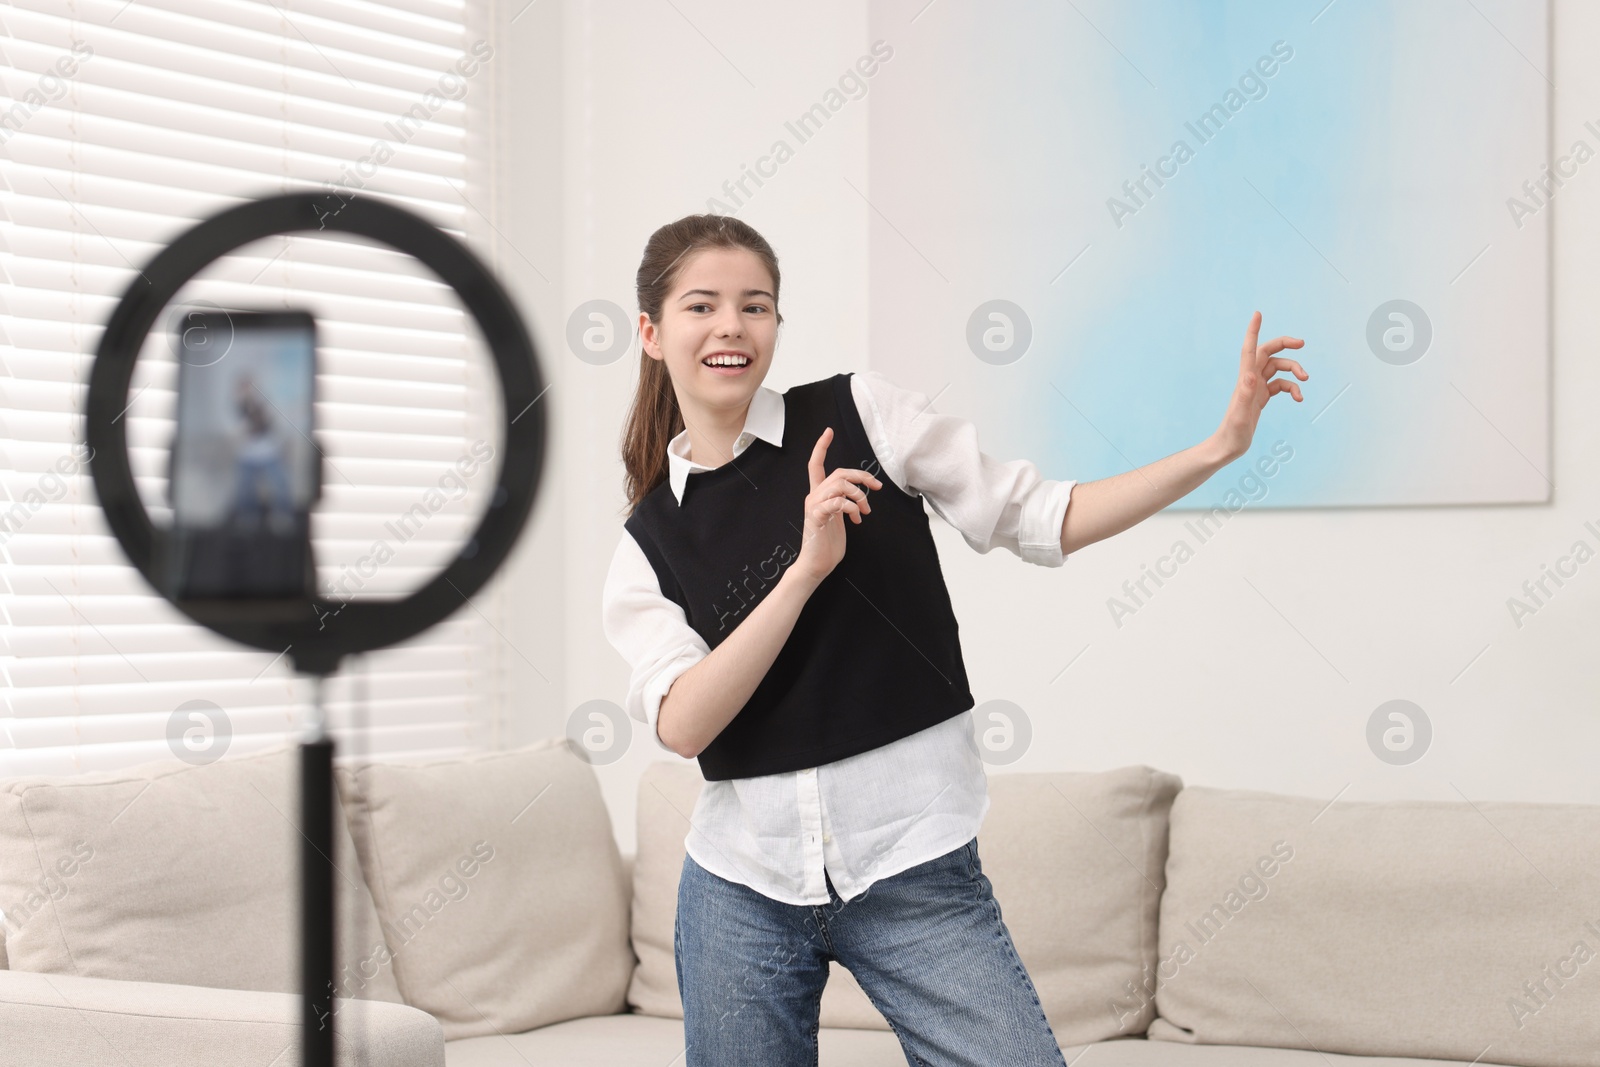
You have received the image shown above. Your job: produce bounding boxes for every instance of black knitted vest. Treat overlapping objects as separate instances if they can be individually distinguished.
[624,372,974,781]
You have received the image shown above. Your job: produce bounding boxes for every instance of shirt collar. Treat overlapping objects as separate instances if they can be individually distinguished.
[667,384,786,505]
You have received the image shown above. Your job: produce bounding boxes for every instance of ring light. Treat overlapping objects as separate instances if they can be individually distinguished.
[86,192,546,676]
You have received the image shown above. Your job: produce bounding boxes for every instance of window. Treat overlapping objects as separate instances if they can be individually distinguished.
[1,0,507,775]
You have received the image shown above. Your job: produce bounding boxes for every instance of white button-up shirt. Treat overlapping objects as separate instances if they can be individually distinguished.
[601,370,1075,905]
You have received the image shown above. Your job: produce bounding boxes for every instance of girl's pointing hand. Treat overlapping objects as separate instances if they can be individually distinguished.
[793,427,883,585]
[1211,311,1308,463]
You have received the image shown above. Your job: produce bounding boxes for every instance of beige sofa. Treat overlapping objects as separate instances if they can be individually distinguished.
[1,738,1595,1067]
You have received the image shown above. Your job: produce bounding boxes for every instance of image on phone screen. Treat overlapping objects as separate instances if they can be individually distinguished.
[165,309,320,603]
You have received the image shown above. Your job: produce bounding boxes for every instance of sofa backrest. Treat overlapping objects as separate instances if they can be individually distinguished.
[333,738,634,1041]
[0,737,637,1041]
[627,759,1182,1046]
[1149,785,1600,1067]
[0,743,402,1002]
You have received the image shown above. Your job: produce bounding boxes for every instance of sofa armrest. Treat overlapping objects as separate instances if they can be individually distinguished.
[0,969,443,1067]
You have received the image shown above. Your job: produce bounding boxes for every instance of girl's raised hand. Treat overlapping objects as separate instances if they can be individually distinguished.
[1211,311,1308,462]
[792,427,883,585]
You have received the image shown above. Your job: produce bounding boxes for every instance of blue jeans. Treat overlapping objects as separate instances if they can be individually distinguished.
[230,453,294,531]
[675,836,1068,1067]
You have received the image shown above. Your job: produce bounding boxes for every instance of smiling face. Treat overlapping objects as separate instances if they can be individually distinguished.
[640,245,779,406]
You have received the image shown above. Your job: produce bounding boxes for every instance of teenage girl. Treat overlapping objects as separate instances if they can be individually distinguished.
[601,214,1307,1066]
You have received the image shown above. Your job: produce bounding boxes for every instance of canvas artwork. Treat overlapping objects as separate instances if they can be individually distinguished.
[867,0,1550,509]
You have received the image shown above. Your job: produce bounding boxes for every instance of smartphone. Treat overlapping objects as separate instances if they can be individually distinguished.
[163,309,321,606]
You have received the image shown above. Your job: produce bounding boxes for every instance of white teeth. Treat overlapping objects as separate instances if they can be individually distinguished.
[704,355,749,366]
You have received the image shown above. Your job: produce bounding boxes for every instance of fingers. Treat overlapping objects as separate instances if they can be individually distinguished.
[1266,378,1303,402]
[808,427,832,491]
[1258,336,1305,359]
[1265,356,1309,380]
[810,429,885,493]
[828,467,883,492]
[1240,311,1262,363]
[808,427,882,530]
[808,475,878,533]
[812,495,863,526]
[816,479,873,516]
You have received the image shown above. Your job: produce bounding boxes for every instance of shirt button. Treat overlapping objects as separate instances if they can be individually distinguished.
[801,767,814,775]
[823,833,832,844]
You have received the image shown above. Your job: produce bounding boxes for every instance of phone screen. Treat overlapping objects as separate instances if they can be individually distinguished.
[165,309,320,604]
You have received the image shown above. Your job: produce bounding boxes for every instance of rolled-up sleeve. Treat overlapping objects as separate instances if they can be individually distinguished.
[852,370,1075,567]
[601,531,709,755]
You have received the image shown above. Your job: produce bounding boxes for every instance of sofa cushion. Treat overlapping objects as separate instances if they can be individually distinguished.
[1150,786,1600,1067]
[442,1011,909,1067]
[1050,1039,1517,1067]
[335,738,633,1040]
[441,1019,1520,1067]
[979,764,1183,1040]
[0,743,402,1002]
[628,760,1182,1045]
[0,969,443,1067]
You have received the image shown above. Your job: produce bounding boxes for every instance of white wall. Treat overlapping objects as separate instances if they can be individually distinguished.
[480,0,569,757]
[496,0,1599,857]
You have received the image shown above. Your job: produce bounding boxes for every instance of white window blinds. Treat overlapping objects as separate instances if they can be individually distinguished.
[0,0,507,776]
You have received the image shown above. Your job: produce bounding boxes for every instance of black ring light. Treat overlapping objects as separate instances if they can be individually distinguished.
[87,191,546,1067]
[86,191,546,677]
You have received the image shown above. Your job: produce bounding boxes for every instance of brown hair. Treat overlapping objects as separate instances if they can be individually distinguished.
[618,214,783,517]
